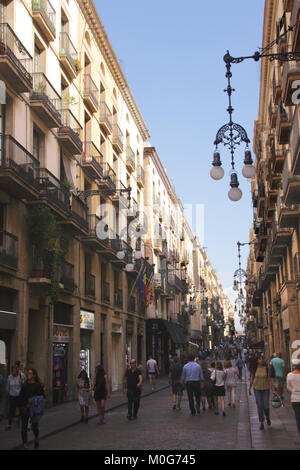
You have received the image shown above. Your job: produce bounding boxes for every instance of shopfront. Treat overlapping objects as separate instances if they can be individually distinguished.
[52,325,71,405]
[80,310,94,378]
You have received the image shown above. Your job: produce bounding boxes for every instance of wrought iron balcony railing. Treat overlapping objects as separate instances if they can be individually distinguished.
[84,73,99,110]
[59,32,77,74]
[30,72,62,123]
[32,0,56,37]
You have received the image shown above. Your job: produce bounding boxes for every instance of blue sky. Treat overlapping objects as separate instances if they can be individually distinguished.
[95,0,265,325]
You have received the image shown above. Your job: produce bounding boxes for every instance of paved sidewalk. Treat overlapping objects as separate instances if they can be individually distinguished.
[244,367,300,450]
[0,376,169,450]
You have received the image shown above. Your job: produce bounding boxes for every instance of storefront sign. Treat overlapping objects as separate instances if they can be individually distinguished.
[80,310,95,330]
[53,326,70,343]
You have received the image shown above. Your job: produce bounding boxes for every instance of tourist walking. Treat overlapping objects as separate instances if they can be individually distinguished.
[211,362,226,416]
[6,365,22,430]
[236,356,244,380]
[124,358,143,420]
[77,370,91,424]
[270,353,285,399]
[224,361,239,408]
[169,356,183,410]
[249,355,274,430]
[18,368,45,449]
[181,354,204,416]
[93,365,110,425]
[201,362,213,410]
[147,356,159,390]
[286,358,300,435]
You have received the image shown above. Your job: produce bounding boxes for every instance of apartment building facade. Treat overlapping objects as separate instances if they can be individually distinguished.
[246,0,300,369]
[0,0,153,402]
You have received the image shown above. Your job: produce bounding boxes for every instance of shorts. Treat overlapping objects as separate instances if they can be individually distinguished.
[172,382,183,396]
[212,385,226,397]
[148,372,156,378]
[272,377,284,389]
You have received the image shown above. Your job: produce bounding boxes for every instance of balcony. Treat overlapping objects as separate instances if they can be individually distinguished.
[168,273,184,291]
[128,295,136,313]
[273,69,282,105]
[30,73,62,128]
[271,146,285,173]
[57,109,82,155]
[61,193,89,235]
[272,214,293,248]
[97,162,116,195]
[269,100,277,128]
[114,287,123,308]
[83,74,98,113]
[110,238,133,265]
[59,260,74,292]
[282,154,300,205]
[126,147,136,172]
[81,142,104,180]
[99,101,112,135]
[85,273,95,298]
[111,180,127,208]
[0,231,18,271]
[82,215,112,252]
[112,124,124,154]
[153,273,164,292]
[257,182,265,217]
[0,134,40,200]
[276,102,292,145]
[277,197,300,229]
[32,0,56,42]
[0,23,33,92]
[59,32,77,79]
[137,165,144,187]
[153,238,168,258]
[289,105,300,175]
[282,60,300,106]
[291,0,300,51]
[38,168,70,217]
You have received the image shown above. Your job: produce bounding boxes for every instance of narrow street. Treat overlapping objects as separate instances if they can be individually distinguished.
[26,375,300,451]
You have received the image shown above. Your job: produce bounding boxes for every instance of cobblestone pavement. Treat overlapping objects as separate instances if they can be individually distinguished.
[2,368,300,450]
[30,371,300,451]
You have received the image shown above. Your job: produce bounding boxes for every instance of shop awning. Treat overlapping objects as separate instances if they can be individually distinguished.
[0,310,16,330]
[162,320,187,345]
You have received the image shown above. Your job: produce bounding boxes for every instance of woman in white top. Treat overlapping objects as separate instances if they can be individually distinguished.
[224,360,240,408]
[211,362,226,416]
[287,358,300,435]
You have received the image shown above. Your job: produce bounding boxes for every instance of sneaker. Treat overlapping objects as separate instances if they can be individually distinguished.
[259,423,264,430]
[267,418,271,426]
[173,404,176,410]
[100,418,106,424]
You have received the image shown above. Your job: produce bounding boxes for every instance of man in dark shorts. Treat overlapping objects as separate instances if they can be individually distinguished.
[169,356,183,410]
[123,359,143,420]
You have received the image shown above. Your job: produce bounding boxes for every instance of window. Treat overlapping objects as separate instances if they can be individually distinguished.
[34,45,41,74]
[33,125,43,162]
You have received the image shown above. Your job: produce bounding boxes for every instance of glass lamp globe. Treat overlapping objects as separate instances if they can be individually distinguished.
[117,250,125,260]
[242,164,256,179]
[210,166,225,180]
[228,187,242,202]
[125,263,134,272]
[134,250,142,260]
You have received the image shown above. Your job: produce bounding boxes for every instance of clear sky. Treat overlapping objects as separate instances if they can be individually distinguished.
[94,0,265,326]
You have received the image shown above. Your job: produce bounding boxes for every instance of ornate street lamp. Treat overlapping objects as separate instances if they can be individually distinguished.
[212,13,300,201]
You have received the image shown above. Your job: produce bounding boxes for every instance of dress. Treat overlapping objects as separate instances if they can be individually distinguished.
[77,378,90,407]
[94,374,107,402]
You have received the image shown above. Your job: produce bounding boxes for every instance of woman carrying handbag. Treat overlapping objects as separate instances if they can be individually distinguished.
[249,355,274,430]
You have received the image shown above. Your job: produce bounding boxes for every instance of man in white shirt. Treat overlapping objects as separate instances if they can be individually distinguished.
[147,356,159,390]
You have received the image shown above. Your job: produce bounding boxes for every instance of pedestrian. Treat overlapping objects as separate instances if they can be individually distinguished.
[224,361,239,408]
[18,368,45,450]
[123,358,143,420]
[286,358,300,435]
[169,356,183,410]
[236,356,244,380]
[147,355,159,390]
[15,361,26,382]
[270,353,285,400]
[211,362,226,416]
[6,365,22,430]
[93,365,110,425]
[200,362,213,410]
[77,370,91,424]
[249,355,274,430]
[181,353,204,416]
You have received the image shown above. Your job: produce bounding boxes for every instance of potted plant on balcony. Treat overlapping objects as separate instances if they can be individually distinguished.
[74,58,82,73]
[27,204,69,305]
